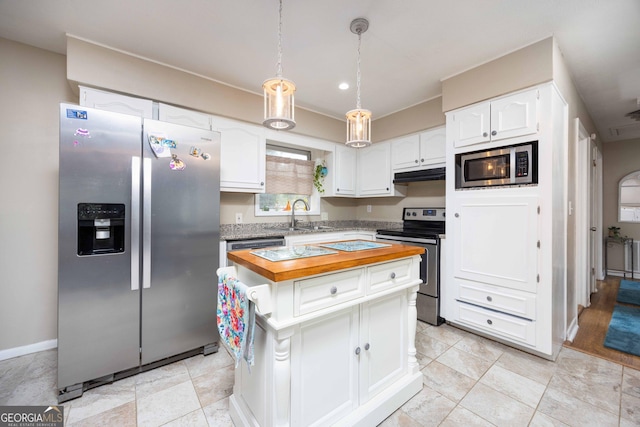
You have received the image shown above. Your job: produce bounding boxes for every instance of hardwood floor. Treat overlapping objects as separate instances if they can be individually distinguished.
[564,276,640,370]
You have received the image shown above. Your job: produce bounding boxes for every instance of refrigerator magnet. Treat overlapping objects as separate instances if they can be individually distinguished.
[74,128,91,138]
[149,140,172,158]
[149,134,176,149]
[201,152,211,160]
[169,154,186,171]
[189,146,201,157]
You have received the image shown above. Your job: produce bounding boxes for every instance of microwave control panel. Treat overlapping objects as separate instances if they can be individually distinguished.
[515,151,529,177]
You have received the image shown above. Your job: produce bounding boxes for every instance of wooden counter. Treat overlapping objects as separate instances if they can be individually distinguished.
[227,240,425,282]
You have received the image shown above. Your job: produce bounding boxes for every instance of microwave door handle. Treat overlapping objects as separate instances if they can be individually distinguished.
[509,149,516,184]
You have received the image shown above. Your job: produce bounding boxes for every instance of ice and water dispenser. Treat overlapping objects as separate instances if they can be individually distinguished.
[77,203,125,255]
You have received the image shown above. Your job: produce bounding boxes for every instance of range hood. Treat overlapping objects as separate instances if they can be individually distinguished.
[393,167,446,183]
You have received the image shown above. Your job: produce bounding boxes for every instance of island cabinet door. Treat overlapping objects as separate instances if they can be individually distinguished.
[359,292,408,402]
[290,306,359,427]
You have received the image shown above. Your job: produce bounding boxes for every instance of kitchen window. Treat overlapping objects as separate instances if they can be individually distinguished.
[255,144,321,216]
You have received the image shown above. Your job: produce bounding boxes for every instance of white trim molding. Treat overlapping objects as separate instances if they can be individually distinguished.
[0,339,57,362]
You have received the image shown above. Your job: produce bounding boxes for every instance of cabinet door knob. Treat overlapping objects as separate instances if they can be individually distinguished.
[486,296,492,302]
[364,343,370,351]
[337,188,340,192]
[260,182,264,186]
[386,187,389,191]
[330,286,337,295]
[454,213,459,218]
[415,159,419,164]
[390,272,396,279]
[483,132,488,137]
[420,158,424,163]
[355,346,361,355]
[487,319,493,325]
[491,130,497,136]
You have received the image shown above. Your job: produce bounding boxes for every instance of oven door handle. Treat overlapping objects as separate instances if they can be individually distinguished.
[375,234,437,245]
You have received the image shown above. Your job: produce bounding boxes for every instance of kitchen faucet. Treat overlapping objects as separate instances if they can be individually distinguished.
[290,199,310,228]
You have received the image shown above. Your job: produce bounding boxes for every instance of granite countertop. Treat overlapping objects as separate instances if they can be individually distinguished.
[227,241,424,282]
[221,220,402,241]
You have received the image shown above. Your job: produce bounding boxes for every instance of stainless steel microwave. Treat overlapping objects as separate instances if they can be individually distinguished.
[456,142,538,188]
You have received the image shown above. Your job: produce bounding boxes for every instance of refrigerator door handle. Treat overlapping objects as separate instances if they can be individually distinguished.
[131,156,141,291]
[142,157,152,289]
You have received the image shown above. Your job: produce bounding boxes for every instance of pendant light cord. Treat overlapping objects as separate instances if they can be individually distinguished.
[356,31,362,109]
[276,0,283,78]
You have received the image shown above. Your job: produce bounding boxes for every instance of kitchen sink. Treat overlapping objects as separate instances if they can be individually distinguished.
[269,225,334,232]
[251,246,338,262]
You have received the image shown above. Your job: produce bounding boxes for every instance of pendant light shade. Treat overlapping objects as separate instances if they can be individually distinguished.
[346,18,371,148]
[263,77,296,130]
[345,108,371,148]
[263,0,296,131]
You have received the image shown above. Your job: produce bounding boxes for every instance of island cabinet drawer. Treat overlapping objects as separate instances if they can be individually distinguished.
[457,279,536,320]
[456,302,536,346]
[367,258,414,294]
[294,268,365,316]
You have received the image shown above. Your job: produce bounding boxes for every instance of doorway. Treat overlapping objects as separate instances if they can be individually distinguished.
[575,119,603,311]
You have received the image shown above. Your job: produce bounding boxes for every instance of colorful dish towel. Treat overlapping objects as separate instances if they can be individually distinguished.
[217,272,256,368]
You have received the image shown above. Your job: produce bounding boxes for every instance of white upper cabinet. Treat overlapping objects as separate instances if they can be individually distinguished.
[391,127,446,172]
[358,142,406,197]
[391,134,420,171]
[212,117,266,193]
[450,89,538,149]
[158,103,212,130]
[419,127,446,167]
[79,86,153,118]
[325,144,357,197]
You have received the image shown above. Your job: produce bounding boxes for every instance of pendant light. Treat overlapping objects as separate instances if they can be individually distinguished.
[346,18,371,148]
[263,0,296,130]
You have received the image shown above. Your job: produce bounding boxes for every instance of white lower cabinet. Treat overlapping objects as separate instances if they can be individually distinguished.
[452,194,539,292]
[455,301,536,346]
[229,257,422,427]
[291,293,409,427]
[291,307,359,426]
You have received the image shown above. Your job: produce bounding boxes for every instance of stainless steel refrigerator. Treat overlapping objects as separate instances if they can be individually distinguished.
[57,103,220,402]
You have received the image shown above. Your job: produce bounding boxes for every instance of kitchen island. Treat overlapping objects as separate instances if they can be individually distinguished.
[224,241,424,427]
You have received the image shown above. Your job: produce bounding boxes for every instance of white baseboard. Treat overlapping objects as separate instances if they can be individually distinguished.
[0,339,57,362]
[566,318,579,343]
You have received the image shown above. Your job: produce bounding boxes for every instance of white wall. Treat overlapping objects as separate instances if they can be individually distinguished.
[0,38,75,351]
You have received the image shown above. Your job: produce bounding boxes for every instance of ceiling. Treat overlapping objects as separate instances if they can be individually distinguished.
[1,0,639,142]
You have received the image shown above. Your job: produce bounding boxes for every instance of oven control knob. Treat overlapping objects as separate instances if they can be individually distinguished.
[412,212,417,216]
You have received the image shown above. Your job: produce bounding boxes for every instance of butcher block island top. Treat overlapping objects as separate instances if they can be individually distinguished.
[227,239,425,282]
[224,240,425,427]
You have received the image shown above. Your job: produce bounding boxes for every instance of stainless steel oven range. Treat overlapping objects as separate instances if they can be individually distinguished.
[376,207,445,326]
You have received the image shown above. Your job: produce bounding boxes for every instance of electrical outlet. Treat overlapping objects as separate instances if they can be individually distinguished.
[235,213,243,224]
[367,205,372,213]
[321,212,328,221]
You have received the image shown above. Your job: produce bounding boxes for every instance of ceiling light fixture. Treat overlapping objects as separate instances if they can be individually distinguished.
[263,0,296,131]
[339,82,349,90]
[346,18,371,148]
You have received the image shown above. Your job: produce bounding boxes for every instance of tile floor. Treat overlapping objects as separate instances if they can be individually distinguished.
[1,321,640,426]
